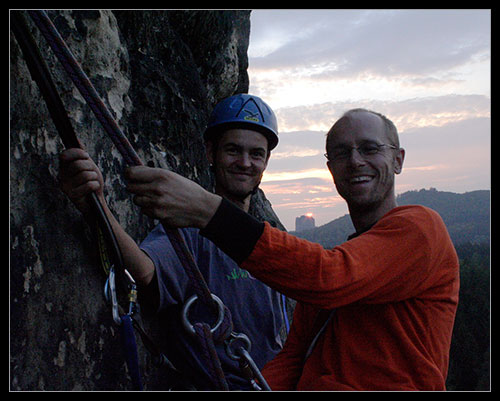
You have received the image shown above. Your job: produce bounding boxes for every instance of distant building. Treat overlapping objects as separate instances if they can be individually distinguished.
[295,214,315,232]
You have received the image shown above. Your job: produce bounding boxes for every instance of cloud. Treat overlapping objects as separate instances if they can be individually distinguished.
[400,116,490,169]
[403,164,447,172]
[274,94,490,132]
[270,130,327,163]
[250,10,491,79]
[263,168,331,183]
[248,10,490,110]
[271,146,323,160]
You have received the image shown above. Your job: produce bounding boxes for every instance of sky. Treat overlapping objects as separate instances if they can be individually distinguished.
[247,9,491,231]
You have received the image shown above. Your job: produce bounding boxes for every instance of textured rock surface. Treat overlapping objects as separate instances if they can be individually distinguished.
[10,10,284,390]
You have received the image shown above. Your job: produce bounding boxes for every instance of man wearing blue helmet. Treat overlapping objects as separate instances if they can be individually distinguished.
[58,94,285,390]
[203,94,279,208]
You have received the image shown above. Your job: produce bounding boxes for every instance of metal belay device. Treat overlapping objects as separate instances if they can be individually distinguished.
[11,10,271,391]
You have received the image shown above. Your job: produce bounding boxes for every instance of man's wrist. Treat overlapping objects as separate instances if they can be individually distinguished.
[197,192,222,229]
[200,198,265,264]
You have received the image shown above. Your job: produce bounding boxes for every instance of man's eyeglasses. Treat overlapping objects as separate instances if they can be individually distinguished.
[324,142,398,162]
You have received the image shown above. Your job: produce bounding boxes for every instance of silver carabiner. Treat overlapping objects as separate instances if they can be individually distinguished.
[181,293,225,337]
[224,331,271,391]
[237,346,272,391]
[104,266,122,326]
[224,332,251,361]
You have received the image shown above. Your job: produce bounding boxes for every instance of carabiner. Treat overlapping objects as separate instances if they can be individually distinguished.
[224,331,271,391]
[181,293,225,337]
[224,332,251,361]
[104,266,122,326]
[237,347,272,391]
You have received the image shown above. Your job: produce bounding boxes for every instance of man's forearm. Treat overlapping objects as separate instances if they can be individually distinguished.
[98,202,155,287]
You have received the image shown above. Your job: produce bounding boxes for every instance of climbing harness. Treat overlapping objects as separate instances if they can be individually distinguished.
[304,309,336,361]
[12,10,271,391]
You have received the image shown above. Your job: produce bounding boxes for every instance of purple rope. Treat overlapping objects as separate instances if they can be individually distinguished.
[165,227,215,304]
[194,323,229,390]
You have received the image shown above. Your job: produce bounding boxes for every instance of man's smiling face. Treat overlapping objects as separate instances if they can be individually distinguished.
[326,111,405,212]
[207,128,270,202]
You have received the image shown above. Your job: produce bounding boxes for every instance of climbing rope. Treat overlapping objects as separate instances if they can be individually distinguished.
[27,8,221,317]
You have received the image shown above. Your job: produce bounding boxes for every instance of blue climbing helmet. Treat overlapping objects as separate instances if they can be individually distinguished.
[204,93,279,150]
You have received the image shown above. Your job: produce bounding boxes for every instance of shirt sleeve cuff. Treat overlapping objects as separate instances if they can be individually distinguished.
[200,198,265,264]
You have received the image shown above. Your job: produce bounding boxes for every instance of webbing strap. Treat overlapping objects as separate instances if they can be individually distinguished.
[304,309,336,361]
[120,315,143,391]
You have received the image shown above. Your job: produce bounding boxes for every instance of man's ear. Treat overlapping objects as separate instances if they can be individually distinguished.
[394,148,405,175]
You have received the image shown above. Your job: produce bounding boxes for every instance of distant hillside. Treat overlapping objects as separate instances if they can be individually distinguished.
[292,189,490,249]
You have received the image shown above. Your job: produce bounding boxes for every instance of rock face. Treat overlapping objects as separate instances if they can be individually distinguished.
[10,10,284,390]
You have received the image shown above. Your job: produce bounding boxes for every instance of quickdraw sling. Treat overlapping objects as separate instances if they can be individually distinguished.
[12,10,270,391]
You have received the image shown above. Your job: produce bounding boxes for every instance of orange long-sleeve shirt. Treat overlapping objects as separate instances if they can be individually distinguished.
[201,201,459,390]
[240,205,459,391]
